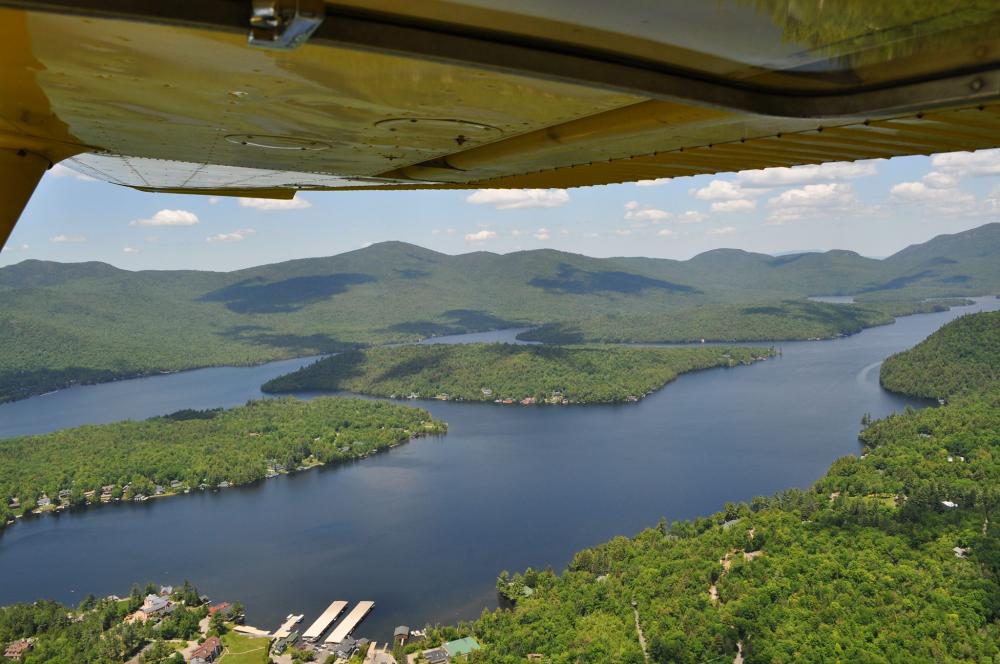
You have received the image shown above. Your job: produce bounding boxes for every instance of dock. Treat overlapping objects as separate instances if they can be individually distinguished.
[325,601,375,644]
[233,625,271,638]
[274,613,304,639]
[302,601,348,641]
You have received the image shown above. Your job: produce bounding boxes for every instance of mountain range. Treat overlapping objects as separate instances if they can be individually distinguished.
[1,222,997,402]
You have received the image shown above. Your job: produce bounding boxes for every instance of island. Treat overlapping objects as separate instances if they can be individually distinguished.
[261,343,776,404]
[0,397,446,528]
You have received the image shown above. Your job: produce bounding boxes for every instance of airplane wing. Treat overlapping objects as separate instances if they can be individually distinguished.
[2,1,1000,244]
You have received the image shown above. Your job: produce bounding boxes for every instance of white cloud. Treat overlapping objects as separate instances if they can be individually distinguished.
[464,229,497,242]
[711,199,756,213]
[50,234,86,243]
[49,163,96,182]
[675,210,708,224]
[919,171,957,189]
[657,228,675,237]
[636,178,671,187]
[766,183,858,225]
[510,229,525,237]
[1,243,29,253]
[238,195,311,210]
[465,189,569,210]
[122,246,139,254]
[930,148,1000,177]
[207,197,220,205]
[206,228,256,243]
[707,226,737,236]
[534,228,550,240]
[889,170,977,215]
[624,201,671,222]
[614,229,632,236]
[692,180,765,201]
[736,161,877,186]
[130,209,200,227]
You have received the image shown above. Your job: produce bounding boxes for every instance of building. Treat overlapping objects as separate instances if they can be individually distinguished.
[3,639,32,660]
[208,602,231,617]
[393,625,410,646]
[190,636,222,664]
[421,647,450,664]
[331,637,358,660]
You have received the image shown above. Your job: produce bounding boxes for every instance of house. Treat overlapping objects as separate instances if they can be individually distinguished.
[159,586,173,597]
[170,480,183,489]
[4,639,32,660]
[133,594,173,621]
[520,397,536,405]
[36,496,50,508]
[208,602,231,617]
[422,647,450,664]
[443,637,481,659]
[6,498,18,510]
[190,636,222,664]
[331,637,358,660]
[393,625,410,646]
[83,490,96,500]
[154,485,165,496]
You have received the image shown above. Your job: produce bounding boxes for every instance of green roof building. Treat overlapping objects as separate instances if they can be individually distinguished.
[443,636,481,658]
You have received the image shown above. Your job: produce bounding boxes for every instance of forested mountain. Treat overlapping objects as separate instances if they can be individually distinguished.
[460,320,1000,662]
[1,224,997,403]
[880,310,1000,400]
[261,344,773,403]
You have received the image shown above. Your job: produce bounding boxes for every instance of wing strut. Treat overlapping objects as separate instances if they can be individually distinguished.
[0,149,48,249]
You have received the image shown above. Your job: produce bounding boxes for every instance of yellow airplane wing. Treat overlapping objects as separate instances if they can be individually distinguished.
[2,1,1000,246]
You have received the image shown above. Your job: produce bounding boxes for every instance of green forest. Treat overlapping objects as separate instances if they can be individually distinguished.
[453,313,1000,662]
[2,222,997,402]
[0,581,208,664]
[518,299,968,344]
[880,311,1000,400]
[0,398,445,528]
[261,344,774,404]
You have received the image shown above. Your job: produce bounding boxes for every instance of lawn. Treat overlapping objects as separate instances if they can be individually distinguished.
[219,632,271,664]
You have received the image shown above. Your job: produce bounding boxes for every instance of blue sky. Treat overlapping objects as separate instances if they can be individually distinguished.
[3,149,1000,271]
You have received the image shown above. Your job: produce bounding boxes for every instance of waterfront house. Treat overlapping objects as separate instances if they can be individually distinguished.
[83,490,96,500]
[190,636,222,664]
[36,496,50,508]
[137,594,171,620]
[3,639,32,660]
[443,637,481,659]
[393,625,410,646]
[154,485,165,496]
[159,585,173,597]
[6,498,18,510]
[332,637,358,660]
[208,602,231,617]
[421,647,450,664]
[170,480,183,489]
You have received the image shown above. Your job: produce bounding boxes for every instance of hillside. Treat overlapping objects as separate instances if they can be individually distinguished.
[1,223,998,402]
[261,343,773,404]
[880,311,1000,400]
[459,317,1000,662]
[518,299,966,344]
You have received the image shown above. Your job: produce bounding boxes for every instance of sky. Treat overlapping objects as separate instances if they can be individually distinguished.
[3,149,1000,272]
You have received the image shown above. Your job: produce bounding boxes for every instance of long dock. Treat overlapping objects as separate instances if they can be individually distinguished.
[302,601,347,641]
[274,614,303,639]
[325,601,375,644]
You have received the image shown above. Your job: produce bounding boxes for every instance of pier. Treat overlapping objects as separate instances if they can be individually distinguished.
[302,601,347,641]
[274,613,303,639]
[325,601,375,644]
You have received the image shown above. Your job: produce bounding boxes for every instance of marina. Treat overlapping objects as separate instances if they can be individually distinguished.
[302,600,347,641]
[274,613,303,639]
[327,601,376,644]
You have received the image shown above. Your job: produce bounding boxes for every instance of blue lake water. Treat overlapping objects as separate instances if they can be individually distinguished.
[0,299,996,642]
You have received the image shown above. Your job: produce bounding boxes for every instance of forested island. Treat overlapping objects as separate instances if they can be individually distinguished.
[518,299,969,344]
[880,310,999,400]
[0,397,446,528]
[261,344,774,404]
[459,313,1000,662]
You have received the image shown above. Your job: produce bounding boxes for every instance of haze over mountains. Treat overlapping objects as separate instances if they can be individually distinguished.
[1,223,998,402]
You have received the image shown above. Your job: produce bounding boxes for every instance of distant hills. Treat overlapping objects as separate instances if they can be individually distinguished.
[0,223,998,402]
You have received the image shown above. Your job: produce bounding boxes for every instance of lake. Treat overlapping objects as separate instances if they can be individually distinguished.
[0,299,996,641]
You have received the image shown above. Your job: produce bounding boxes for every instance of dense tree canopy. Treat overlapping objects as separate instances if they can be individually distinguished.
[262,344,773,404]
[0,398,445,528]
[880,311,1000,400]
[519,299,968,344]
